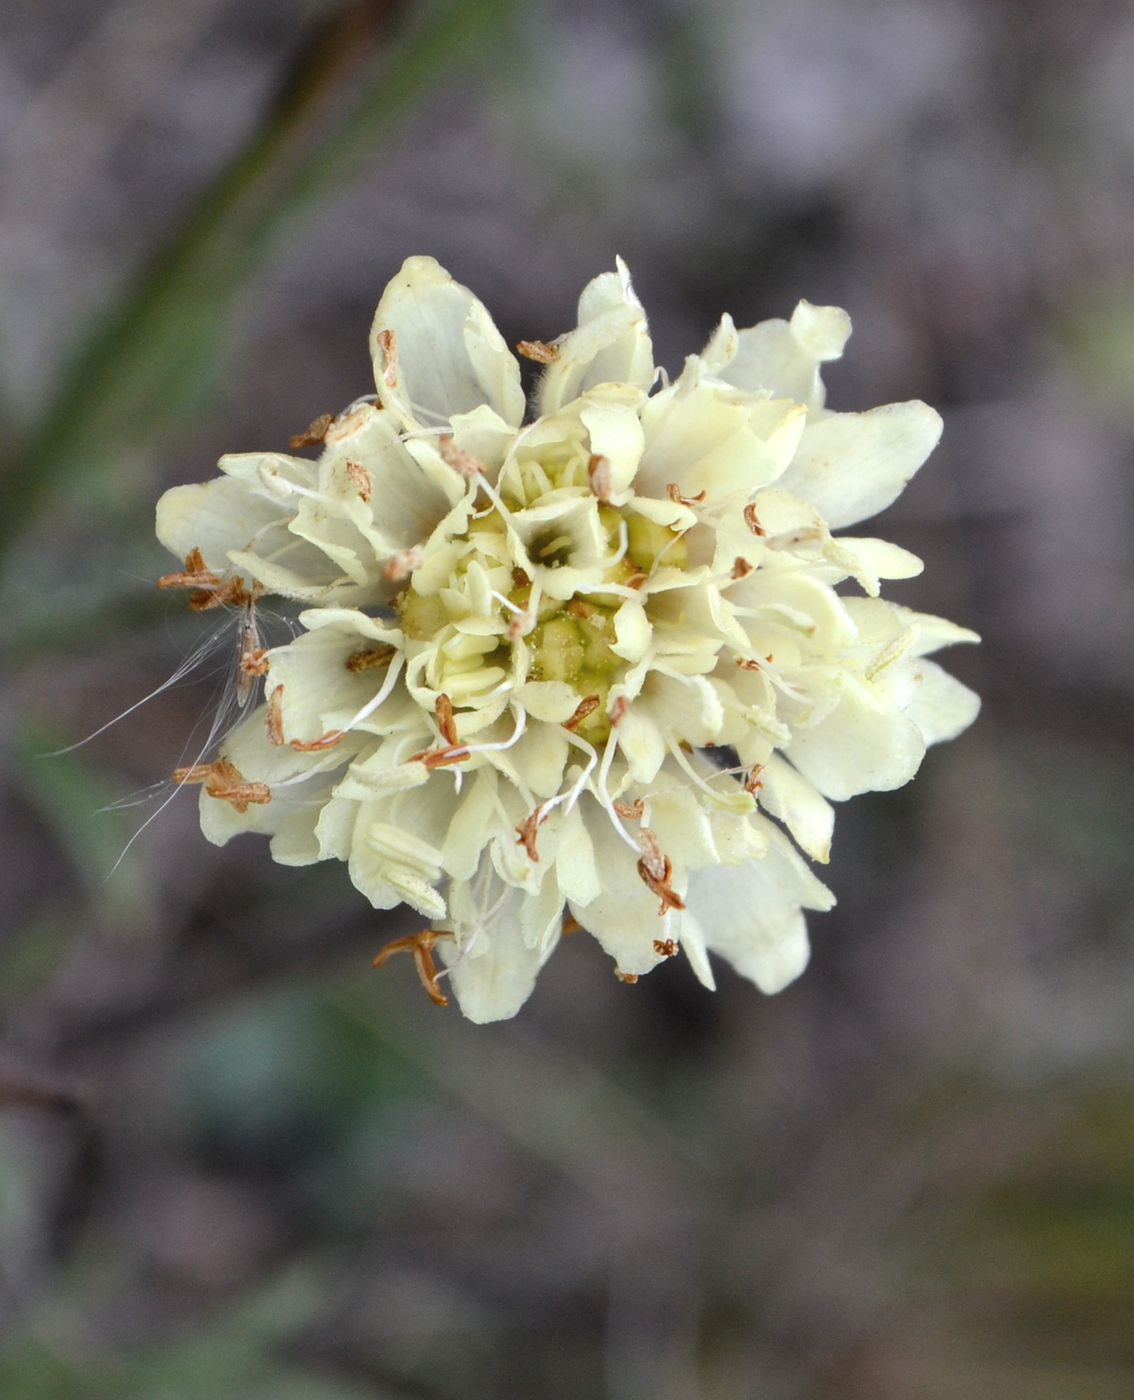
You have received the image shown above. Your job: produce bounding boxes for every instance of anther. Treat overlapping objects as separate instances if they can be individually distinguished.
[345,460,372,502]
[435,693,458,746]
[375,328,398,386]
[516,339,559,364]
[289,729,346,752]
[587,453,612,503]
[438,436,484,481]
[288,413,333,450]
[614,969,639,984]
[731,556,753,580]
[613,797,644,819]
[608,696,629,726]
[653,939,678,958]
[667,483,706,507]
[345,645,395,673]
[515,806,545,862]
[172,759,271,813]
[407,745,471,769]
[563,695,601,732]
[384,546,424,582]
[743,504,766,536]
[372,928,452,1007]
[744,764,765,794]
[266,685,285,746]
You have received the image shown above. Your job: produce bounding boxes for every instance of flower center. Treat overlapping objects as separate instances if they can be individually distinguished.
[393,486,689,744]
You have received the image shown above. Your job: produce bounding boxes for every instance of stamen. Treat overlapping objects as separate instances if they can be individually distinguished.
[743,504,766,536]
[516,339,559,364]
[653,938,678,957]
[290,729,346,752]
[375,328,399,387]
[731,556,753,580]
[667,484,706,508]
[563,694,600,732]
[435,693,458,746]
[636,848,685,915]
[266,685,285,746]
[614,969,639,984]
[172,759,271,813]
[345,644,395,672]
[345,460,372,502]
[587,453,612,503]
[372,928,452,1007]
[744,763,765,794]
[384,546,424,582]
[514,805,545,862]
[288,413,333,450]
[613,798,644,819]
[438,436,485,481]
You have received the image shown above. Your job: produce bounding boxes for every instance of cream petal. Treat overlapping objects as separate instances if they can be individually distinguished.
[819,536,924,596]
[569,801,672,976]
[786,676,927,800]
[685,819,834,994]
[442,867,562,1023]
[156,477,287,573]
[778,402,943,529]
[720,301,851,412]
[370,255,525,433]
[906,659,981,745]
[758,756,834,863]
[537,257,655,415]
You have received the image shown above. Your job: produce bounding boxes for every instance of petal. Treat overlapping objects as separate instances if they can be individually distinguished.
[684,819,834,994]
[569,802,672,976]
[906,658,980,745]
[537,258,655,415]
[720,301,851,411]
[778,402,943,529]
[442,867,562,1023]
[786,675,927,800]
[156,477,287,573]
[370,256,525,433]
[758,756,835,863]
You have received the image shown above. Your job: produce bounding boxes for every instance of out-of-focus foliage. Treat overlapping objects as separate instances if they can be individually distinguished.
[1,0,1132,1396]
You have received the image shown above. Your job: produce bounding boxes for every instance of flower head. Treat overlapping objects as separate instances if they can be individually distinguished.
[156,256,979,1022]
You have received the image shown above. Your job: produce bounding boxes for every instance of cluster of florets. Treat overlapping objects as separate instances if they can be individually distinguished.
[155,257,978,1022]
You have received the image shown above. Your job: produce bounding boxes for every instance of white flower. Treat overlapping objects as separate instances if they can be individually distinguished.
[156,256,979,1023]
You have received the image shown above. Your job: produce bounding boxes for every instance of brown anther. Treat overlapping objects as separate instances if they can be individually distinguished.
[744,763,765,795]
[563,694,601,731]
[344,459,372,502]
[240,647,269,677]
[667,483,706,507]
[636,845,686,915]
[172,759,270,813]
[731,556,753,580]
[408,745,471,769]
[515,807,545,862]
[372,928,452,1007]
[507,611,532,642]
[637,827,667,881]
[516,339,559,364]
[266,685,285,746]
[289,729,346,752]
[438,435,484,481]
[562,915,583,935]
[608,695,629,726]
[743,503,767,536]
[614,969,639,985]
[587,453,612,503]
[384,546,424,582]
[156,548,222,608]
[653,939,678,958]
[736,657,762,671]
[613,797,644,820]
[345,644,395,673]
[288,413,333,450]
[625,569,649,590]
[376,328,398,386]
[435,693,458,746]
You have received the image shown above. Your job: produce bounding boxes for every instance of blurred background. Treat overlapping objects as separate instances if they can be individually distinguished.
[1,0,1132,1396]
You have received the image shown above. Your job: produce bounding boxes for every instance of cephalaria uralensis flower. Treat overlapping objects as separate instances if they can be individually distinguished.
[155,257,979,1022]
